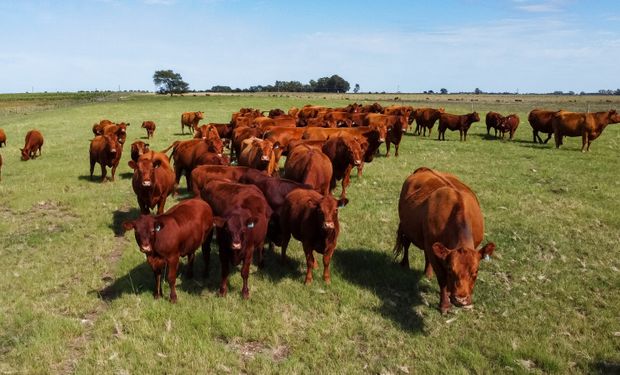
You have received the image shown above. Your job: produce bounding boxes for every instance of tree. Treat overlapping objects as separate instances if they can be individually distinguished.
[153,69,189,96]
[474,87,482,95]
[440,88,448,94]
[353,83,360,94]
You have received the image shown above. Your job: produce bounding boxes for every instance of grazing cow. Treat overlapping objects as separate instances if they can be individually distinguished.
[21,130,44,161]
[485,111,505,137]
[181,111,204,135]
[394,167,496,314]
[528,109,557,144]
[0,128,6,147]
[89,134,121,181]
[201,180,272,298]
[130,141,150,162]
[552,110,620,152]
[142,121,156,139]
[266,108,286,118]
[499,114,520,140]
[413,108,444,136]
[437,112,480,141]
[360,102,384,113]
[122,199,214,302]
[190,165,251,196]
[238,137,280,176]
[129,151,176,215]
[284,145,333,196]
[280,189,348,284]
[321,135,363,199]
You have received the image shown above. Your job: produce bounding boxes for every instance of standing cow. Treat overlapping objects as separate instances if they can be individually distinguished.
[89,134,121,182]
[181,111,204,135]
[437,112,480,141]
[552,110,620,152]
[142,121,156,139]
[128,151,176,215]
[528,109,557,144]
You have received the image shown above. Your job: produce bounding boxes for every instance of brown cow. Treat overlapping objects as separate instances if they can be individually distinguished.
[280,189,348,284]
[89,134,121,181]
[321,135,363,199]
[360,102,384,113]
[163,139,224,190]
[130,141,150,162]
[284,145,333,196]
[485,111,505,137]
[190,165,251,197]
[0,128,6,147]
[207,122,234,140]
[128,151,176,215]
[393,167,496,314]
[552,110,620,152]
[383,105,415,131]
[413,108,444,136]
[123,199,214,302]
[0,153,3,181]
[230,126,263,161]
[325,111,353,128]
[142,121,156,139]
[528,109,557,144]
[266,108,286,118]
[201,180,272,298]
[437,112,480,141]
[262,127,307,160]
[103,122,129,145]
[238,137,280,176]
[193,124,224,153]
[181,111,204,134]
[384,115,408,157]
[499,114,520,140]
[21,130,44,161]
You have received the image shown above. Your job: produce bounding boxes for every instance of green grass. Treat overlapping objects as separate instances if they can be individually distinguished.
[0,93,619,374]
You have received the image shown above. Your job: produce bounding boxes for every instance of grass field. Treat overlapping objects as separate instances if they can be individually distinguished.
[0,92,619,374]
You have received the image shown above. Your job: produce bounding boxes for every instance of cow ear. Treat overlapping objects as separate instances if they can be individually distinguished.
[431,242,451,261]
[145,143,150,148]
[126,123,130,126]
[213,217,226,228]
[337,198,349,208]
[246,218,256,229]
[122,221,135,232]
[128,160,137,169]
[478,242,496,261]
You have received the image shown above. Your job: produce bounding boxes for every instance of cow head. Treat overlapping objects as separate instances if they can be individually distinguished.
[104,134,119,155]
[469,112,480,123]
[213,210,257,254]
[608,109,620,124]
[123,215,163,254]
[314,195,348,234]
[196,111,205,120]
[335,136,363,166]
[431,242,496,308]
[130,141,150,162]
[194,125,209,140]
[20,148,30,161]
[128,152,164,188]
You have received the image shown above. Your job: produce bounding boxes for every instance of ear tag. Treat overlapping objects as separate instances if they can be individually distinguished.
[484,254,491,262]
[155,224,162,232]
[247,222,255,229]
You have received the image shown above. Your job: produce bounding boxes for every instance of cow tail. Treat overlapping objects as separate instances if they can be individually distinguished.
[160,141,181,155]
[393,224,405,259]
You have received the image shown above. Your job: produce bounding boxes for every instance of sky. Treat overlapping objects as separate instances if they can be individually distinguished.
[0,0,619,94]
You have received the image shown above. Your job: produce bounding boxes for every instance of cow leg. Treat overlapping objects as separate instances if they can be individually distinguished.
[322,246,335,284]
[357,163,364,178]
[398,227,410,268]
[581,133,588,152]
[90,159,96,180]
[385,141,391,157]
[147,255,165,299]
[280,232,291,263]
[428,127,432,137]
[166,257,179,303]
[185,252,195,279]
[543,133,552,144]
[394,142,400,157]
[218,250,230,297]
[303,245,315,285]
[110,164,117,182]
[464,129,468,142]
[202,230,213,278]
[459,129,463,141]
[256,243,265,269]
[241,250,253,299]
[100,165,107,182]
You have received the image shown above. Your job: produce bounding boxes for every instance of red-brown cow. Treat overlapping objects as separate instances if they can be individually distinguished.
[190,165,251,196]
[437,112,480,141]
[163,138,225,190]
[485,111,505,137]
[142,121,156,139]
[201,180,272,298]
[238,137,280,176]
[280,189,348,284]
[103,122,130,145]
[123,199,214,302]
[552,110,620,152]
[21,130,44,161]
[528,109,557,144]
[0,128,6,147]
[262,127,307,161]
[321,135,363,199]
[89,134,121,181]
[284,144,333,196]
[394,167,495,314]
[207,122,234,140]
[230,126,264,161]
[129,151,176,215]
[384,115,408,157]
[499,114,520,140]
[325,111,353,128]
[413,108,444,136]
[130,141,150,162]
[360,102,384,113]
[181,111,204,134]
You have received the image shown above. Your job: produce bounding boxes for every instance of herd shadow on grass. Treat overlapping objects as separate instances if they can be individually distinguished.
[77,172,133,183]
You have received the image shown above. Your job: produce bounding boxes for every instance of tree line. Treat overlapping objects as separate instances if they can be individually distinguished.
[210,75,352,94]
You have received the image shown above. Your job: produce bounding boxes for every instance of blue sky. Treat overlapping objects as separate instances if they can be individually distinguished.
[1,0,618,93]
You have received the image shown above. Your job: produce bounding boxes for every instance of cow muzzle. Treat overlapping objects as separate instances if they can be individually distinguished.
[451,295,472,308]
[261,155,270,161]
[232,242,242,250]
[379,138,385,143]
[354,159,361,166]
[139,244,152,253]
[142,180,152,187]
[323,221,335,229]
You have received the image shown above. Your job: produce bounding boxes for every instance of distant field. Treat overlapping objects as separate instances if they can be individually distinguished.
[0,93,618,374]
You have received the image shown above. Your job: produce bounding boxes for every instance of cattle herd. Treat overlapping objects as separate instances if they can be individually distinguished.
[0,102,618,313]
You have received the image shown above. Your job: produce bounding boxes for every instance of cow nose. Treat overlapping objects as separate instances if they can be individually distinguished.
[323,221,335,229]
[202,137,206,140]
[232,242,242,250]
[261,155,270,161]
[142,181,152,187]
[379,138,385,142]
[140,244,151,253]
[354,159,361,166]
[111,148,117,153]
[452,295,471,307]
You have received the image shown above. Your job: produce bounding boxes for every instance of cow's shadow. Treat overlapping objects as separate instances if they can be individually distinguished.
[333,248,426,333]
[109,207,142,236]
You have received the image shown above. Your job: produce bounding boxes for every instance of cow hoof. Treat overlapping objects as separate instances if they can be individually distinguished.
[440,306,451,315]
[323,277,331,285]
[304,278,313,286]
[218,288,227,297]
[242,291,250,299]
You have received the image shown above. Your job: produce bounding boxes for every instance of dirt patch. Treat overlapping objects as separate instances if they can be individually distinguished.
[225,338,290,363]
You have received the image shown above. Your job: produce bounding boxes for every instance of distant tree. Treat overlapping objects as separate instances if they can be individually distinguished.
[210,85,232,93]
[353,83,360,94]
[427,89,435,94]
[615,89,620,95]
[474,87,482,95]
[153,70,189,96]
[440,88,448,94]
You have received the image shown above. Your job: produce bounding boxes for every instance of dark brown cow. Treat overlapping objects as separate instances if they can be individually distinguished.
[0,128,6,147]
[190,165,251,197]
[128,151,176,215]
[141,121,156,139]
[123,199,214,302]
[499,114,520,140]
[552,110,620,152]
[207,122,234,140]
[284,145,333,196]
[230,126,264,161]
[321,135,363,199]
[238,137,280,176]
[164,139,225,190]
[181,111,204,134]
[437,112,480,141]
[360,102,384,113]
[413,108,444,136]
[393,167,496,314]
[21,130,44,161]
[201,180,272,298]
[528,109,557,144]
[485,111,505,137]
[89,134,121,181]
[266,108,286,118]
[130,141,150,162]
[280,189,348,284]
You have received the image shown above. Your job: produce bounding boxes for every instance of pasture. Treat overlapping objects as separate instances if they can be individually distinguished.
[0,92,619,374]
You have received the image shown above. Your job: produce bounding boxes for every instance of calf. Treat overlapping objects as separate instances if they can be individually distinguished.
[528,109,557,144]
[123,199,214,302]
[499,114,520,140]
[21,130,44,161]
[130,141,150,162]
[394,167,495,314]
[201,180,272,298]
[0,128,6,147]
[437,112,480,141]
[129,151,176,214]
[280,189,348,284]
[238,137,280,176]
[284,144,333,196]
[89,134,121,181]
[384,115,408,157]
[190,165,251,196]
[142,121,156,139]
[485,111,505,137]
